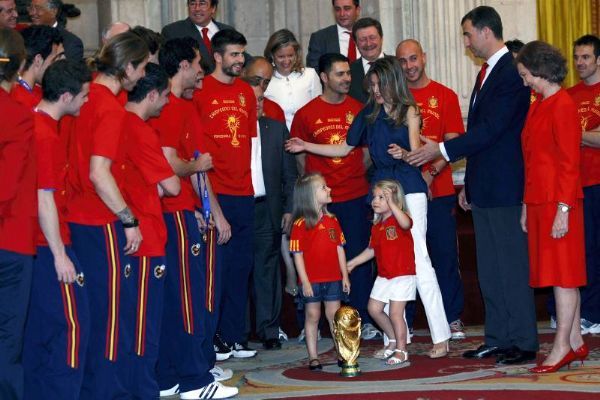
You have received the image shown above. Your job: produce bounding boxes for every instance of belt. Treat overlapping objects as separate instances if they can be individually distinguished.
[254,196,267,204]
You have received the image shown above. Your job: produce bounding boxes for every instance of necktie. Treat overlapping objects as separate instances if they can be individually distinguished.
[475,62,488,93]
[202,27,212,55]
[345,31,357,63]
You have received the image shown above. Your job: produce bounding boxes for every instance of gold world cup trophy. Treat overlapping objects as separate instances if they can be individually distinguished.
[333,305,361,377]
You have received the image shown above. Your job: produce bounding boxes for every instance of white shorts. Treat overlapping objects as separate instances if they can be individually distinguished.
[370,275,417,303]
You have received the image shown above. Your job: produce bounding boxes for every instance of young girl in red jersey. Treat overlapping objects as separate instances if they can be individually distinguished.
[290,173,350,370]
[347,180,417,366]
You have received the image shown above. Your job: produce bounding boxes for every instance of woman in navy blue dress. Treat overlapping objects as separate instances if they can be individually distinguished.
[286,56,451,357]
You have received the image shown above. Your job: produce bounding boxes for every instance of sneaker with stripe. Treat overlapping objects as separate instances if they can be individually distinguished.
[179,381,238,399]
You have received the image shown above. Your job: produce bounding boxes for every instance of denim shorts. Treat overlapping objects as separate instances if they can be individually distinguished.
[299,280,343,304]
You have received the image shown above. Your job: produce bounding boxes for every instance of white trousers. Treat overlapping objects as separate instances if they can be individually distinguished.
[383,193,451,345]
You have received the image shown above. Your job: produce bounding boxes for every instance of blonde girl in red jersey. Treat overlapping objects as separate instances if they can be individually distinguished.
[289,173,350,370]
[347,180,417,366]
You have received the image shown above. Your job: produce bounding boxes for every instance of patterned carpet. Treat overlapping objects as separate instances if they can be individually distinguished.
[212,323,600,400]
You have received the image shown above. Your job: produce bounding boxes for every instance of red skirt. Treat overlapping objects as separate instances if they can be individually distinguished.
[526,201,586,288]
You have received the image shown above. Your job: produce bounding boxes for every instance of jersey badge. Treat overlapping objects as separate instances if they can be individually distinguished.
[385,226,398,240]
[428,96,438,109]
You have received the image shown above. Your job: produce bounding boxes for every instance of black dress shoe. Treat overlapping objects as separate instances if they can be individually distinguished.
[263,338,282,350]
[496,346,536,365]
[463,345,504,359]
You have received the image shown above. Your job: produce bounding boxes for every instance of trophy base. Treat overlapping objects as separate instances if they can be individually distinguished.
[340,362,361,377]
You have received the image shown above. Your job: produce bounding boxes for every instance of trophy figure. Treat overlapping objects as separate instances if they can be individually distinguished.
[333,306,361,377]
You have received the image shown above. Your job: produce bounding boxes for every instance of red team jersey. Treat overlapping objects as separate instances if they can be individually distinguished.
[122,112,174,256]
[193,75,257,196]
[410,81,464,198]
[34,111,71,246]
[290,96,369,202]
[289,214,346,283]
[10,82,42,109]
[149,94,199,212]
[369,215,415,279]
[263,98,286,124]
[0,89,36,255]
[66,82,128,225]
[567,81,600,187]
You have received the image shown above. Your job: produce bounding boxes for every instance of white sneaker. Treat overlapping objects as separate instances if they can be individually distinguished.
[210,366,233,382]
[550,315,557,329]
[231,342,257,358]
[180,381,238,399]
[361,323,382,340]
[581,318,600,335]
[159,383,179,397]
[297,328,321,343]
[449,319,466,340]
[278,327,289,342]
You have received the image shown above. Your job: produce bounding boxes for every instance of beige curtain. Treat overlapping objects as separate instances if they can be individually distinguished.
[537,0,593,87]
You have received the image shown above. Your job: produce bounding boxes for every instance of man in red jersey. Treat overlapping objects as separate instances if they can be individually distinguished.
[194,29,259,359]
[242,56,285,124]
[396,39,467,340]
[0,28,35,399]
[564,34,600,334]
[122,62,182,399]
[0,0,17,29]
[22,59,91,400]
[290,53,376,339]
[152,38,238,399]
[11,25,64,109]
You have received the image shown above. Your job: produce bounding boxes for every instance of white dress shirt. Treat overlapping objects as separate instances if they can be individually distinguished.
[336,24,358,58]
[264,67,322,130]
[251,121,266,198]
[361,52,385,75]
[439,46,509,161]
[195,20,219,39]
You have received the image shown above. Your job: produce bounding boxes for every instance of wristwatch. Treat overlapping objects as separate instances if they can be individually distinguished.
[558,202,571,213]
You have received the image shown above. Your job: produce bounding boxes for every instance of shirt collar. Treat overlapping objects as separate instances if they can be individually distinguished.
[486,46,509,70]
[362,52,384,73]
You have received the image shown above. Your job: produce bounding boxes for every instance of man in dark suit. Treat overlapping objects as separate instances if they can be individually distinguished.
[28,0,83,60]
[162,0,233,73]
[406,6,538,365]
[306,0,361,69]
[348,17,384,103]
[0,0,18,29]
[243,77,297,349]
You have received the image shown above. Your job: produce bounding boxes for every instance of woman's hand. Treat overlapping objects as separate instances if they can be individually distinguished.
[520,204,527,233]
[551,208,569,239]
[342,276,351,294]
[387,143,407,160]
[301,281,314,297]
[285,137,306,153]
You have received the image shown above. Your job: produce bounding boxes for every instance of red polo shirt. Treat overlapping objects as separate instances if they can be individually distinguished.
[369,215,415,279]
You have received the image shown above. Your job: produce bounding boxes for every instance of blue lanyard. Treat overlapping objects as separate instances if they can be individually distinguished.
[194,150,211,224]
[17,77,33,93]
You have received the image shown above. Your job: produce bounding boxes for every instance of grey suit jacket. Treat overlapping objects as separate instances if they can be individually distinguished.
[161,18,234,72]
[306,24,340,69]
[58,27,83,61]
[259,117,297,230]
[349,58,368,103]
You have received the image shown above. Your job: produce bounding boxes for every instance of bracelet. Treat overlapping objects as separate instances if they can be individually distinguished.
[116,206,136,225]
[122,218,139,228]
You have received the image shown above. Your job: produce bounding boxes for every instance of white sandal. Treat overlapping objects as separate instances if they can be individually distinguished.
[386,349,409,365]
[374,339,396,359]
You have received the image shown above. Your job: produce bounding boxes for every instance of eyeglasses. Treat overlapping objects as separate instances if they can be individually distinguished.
[27,4,50,13]
[188,0,211,9]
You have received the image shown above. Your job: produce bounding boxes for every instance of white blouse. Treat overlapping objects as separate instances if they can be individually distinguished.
[264,67,322,130]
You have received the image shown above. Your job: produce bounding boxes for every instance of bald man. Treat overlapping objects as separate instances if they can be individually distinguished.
[101,21,131,45]
[242,57,285,124]
[396,39,466,340]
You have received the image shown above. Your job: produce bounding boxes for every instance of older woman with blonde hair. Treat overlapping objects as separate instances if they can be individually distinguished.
[264,28,322,129]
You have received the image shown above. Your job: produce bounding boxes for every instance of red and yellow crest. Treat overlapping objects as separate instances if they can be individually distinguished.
[385,226,398,240]
[328,228,337,242]
[428,96,438,109]
[238,93,246,107]
[346,111,354,124]
[595,94,600,107]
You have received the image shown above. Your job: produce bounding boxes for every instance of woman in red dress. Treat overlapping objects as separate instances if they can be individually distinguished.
[516,41,587,373]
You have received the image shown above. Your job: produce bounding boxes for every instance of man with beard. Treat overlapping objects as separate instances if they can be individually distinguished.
[0,0,17,29]
[290,53,374,338]
[162,0,234,73]
[348,17,385,103]
[395,39,466,341]
[306,0,361,69]
[193,29,258,360]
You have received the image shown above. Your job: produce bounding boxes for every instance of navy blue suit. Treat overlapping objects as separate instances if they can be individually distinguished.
[444,51,538,352]
[306,25,340,69]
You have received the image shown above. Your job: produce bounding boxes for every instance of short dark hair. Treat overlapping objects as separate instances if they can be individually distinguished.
[187,0,218,6]
[20,25,63,70]
[212,29,247,55]
[318,53,349,75]
[574,34,600,58]
[42,59,91,101]
[159,37,197,78]
[461,6,503,40]
[131,26,163,56]
[331,0,359,6]
[127,63,169,103]
[0,28,26,83]
[352,17,383,41]
[515,40,567,84]
[505,39,525,54]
